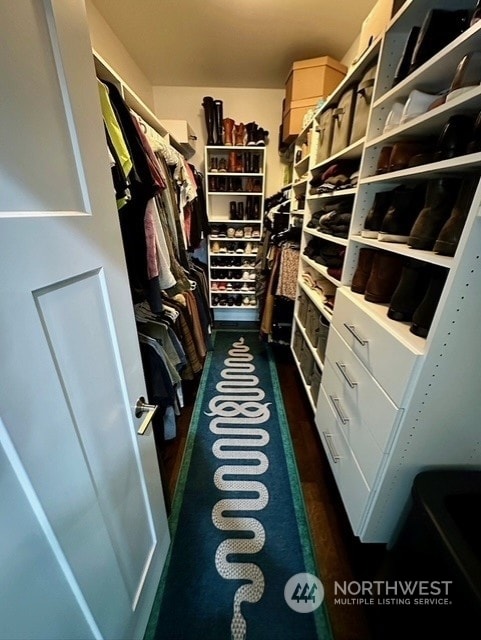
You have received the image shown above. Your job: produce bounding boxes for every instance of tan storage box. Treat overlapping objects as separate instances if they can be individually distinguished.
[282,98,317,142]
[349,62,377,144]
[317,106,336,163]
[357,0,406,60]
[285,56,347,104]
[330,88,357,156]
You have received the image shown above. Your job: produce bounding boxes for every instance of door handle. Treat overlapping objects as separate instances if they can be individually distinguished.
[135,396,158,435]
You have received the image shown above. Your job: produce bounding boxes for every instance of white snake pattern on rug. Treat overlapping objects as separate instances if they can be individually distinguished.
[206,338,271,640]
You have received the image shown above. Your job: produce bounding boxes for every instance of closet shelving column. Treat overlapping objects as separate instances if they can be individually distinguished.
[315,0,481,543]
[205,145,266,321]
[291,41,381,413]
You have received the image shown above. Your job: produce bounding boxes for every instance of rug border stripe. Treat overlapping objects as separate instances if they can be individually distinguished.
[144,343,216,640]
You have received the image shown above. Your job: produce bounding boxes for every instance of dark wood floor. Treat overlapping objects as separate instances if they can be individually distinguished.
[157,339,386,640]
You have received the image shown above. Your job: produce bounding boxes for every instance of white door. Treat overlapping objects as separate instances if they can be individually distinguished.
[0,2,169,639]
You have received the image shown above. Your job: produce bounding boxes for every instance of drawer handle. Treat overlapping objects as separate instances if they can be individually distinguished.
[323,432,340,463]
[329,395,349,425]
[335,362,358,388]
[343,323,368,346]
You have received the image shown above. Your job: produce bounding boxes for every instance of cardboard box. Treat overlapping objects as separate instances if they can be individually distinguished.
[282,98,318,143]
[159,119,197,153]
[285,56,347,105]
[357,0,406,60]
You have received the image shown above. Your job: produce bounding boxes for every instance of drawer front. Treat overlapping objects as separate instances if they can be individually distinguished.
[316,387,370,533]
[333,289,418,405]
[325,326,401,452]
[320,359,384,487]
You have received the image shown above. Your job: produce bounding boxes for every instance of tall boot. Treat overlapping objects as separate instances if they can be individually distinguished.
[351,248,376,294]
[364,251,404,303]
[410,266,448,338]
[228,151,237,173]
[408,179,462,250]
[361,190,392,238]
[214,99,224,145]
[223,118,235,146]
[234,123,246,146]
[202,96,216,145]
[246,122,258,146]
[244,152,252,173]
[229,201,238,220]
[434,177,478,256]
[251,153,260,173]
[388,259,431,322]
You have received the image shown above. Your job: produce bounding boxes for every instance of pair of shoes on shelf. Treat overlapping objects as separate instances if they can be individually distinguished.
[362,178,476,255]
[351,250,447,338]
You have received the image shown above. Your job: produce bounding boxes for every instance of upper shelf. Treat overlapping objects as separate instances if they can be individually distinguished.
[93,50,188,158]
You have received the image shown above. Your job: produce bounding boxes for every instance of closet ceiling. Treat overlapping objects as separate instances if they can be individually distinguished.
[91,0,378,88]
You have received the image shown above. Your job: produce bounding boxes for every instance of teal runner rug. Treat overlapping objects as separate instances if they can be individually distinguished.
[146,331,333,640]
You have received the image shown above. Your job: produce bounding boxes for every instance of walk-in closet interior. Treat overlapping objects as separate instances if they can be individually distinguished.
[1,1,481,639]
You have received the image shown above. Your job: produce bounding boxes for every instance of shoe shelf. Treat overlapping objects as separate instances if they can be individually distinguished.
[311,137,365,173]
[368,86,481,149]
[304,227,349,247]
[373,17,481,114]
[349,234,455,268]
[209,219,261,224]
[360,151,481,183]
[206,144,266,151]
[307,188,358,200]
[301,255,341,287]
[207,172,263,177]
[207,191,263,196]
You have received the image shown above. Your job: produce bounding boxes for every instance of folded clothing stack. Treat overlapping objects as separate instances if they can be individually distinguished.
[309,162,359,195]
[306,199,352,238]
[303,239,345,280]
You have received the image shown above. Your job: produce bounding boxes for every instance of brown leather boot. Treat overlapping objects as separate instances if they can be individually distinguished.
[364,251,404,303]
[433,177,478,256]
[234,123,246,146]
[351,248,376,294]
[223,118,235,145]
[228,151,237,173]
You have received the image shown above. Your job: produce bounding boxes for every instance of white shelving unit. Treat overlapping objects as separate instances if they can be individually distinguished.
[205,145,266,321]
[292,0,481,544]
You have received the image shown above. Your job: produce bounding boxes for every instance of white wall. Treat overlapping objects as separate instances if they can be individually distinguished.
[153,86,285,196]
[85,0,154,110]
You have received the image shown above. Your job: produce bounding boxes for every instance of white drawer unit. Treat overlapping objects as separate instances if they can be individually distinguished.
[316,387,370,533]
[325,326,402,453]
[333,288,420,406]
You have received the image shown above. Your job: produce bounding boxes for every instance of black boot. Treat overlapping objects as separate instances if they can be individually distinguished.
[202,96,216,145]
[388,259,431,322]
[392,26,420,86]
[467,109,481,154]
[361,190,392,238]
[214,99,224,146]
[434,177,478,256]
[409,10,469,74]
[246,122,258,146]
[378,185,426,243]
[433,115,474,162]
[408,179,462,250]
[410,266,448,338]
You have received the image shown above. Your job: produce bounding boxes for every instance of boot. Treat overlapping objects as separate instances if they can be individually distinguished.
[410,266,448,338]
[234,123,246,146]
[223,117,235,145]
[235,154,244,172]
[409,10,469,74]
[388,259,431,322]
[209,156,218,172]
[255,127,268,146]
[244,152,252,173]
[433,115,474,162]
[408,179,462,250]
[202,96,216,145]
[228,151,237,173]
[434,177,478,256]
[364,251,404,303]
[246,122,258,146]
[467,109,481,154]
[392,26,421,87]
[218,157,227,172]
[245,196,253,219]
[378,185,426,243]
[376,146,393,174]
[361,190,392,238]
[214,99,224,145]
[251,153,260,173]
[238,202,245,220]
[229,201,238,220]
[351,248,376,294]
